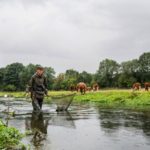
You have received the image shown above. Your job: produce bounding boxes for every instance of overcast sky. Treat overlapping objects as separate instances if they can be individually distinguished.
[0,0,150,73]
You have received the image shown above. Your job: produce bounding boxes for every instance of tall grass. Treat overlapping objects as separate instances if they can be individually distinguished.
[74,90,150,109]
[0,89,150,109]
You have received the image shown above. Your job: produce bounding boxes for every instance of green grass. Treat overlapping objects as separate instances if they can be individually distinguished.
[0,91,73,98]
[74,90,150,109]
[0,91,25,98]
[0,90,150,109]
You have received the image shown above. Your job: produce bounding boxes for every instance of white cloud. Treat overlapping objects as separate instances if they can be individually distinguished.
[0,0,150,73]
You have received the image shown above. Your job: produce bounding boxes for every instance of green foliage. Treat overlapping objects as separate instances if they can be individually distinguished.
[78,71,93,86]
[0,90,150,110]
[3,63,25,91]
[118,74,137,88]
[53,73,66,90]
[139,52,150,73]
[0,52,150,91]
[0,68,5,87]
[0,63,55,91]
[74,90,150,109]
[19,63,38,90]
[0,120,25,149]
[95,52,150,88]
[3,84,17,91]
[121,59,140,74]
[95,59,120,87]
[44,67,55,90]
[139,52,150,82]
[52,69,94,90]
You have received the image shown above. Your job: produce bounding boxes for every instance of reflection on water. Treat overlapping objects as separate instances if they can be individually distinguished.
[25,112,49,148]
[49,111,75,128]
[0,98,150,150]
[25,111,76,149]
[98,108,150,137]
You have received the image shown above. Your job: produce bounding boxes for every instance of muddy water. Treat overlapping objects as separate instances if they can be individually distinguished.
[0,98,150,150]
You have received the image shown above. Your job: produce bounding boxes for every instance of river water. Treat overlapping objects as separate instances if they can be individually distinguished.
[0,98,150,150]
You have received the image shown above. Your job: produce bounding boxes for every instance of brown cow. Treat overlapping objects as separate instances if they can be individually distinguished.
[144,82,150,91]
[132,82,141,91]
[76,82,87,94]
[93,83,99,91]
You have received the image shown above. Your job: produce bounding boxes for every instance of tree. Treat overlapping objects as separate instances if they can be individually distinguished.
[53,73,65,90]
[3,63,25,91]
[44,67,55,90]
[65,69,79,80]
[20,64,55,90]
[118,74,137,88]
[117,59,140,87]
[19,63,39,90]
[120,59,140,74]
[64,69,79,89]
[139,52,150,82]
[0,68,5,90]
[78,71,93,86]
[95,59,120,87]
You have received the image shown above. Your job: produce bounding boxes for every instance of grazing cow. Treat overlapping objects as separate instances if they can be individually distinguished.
[144,82,150,91]
[132,83,141,91]
[93,83,99,91]
[76,82,87,94]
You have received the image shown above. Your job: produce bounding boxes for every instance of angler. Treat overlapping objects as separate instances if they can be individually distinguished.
[28,66,48,112]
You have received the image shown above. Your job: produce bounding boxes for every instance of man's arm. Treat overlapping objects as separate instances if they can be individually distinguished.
[30,76,35,91]
[44,76,48,95]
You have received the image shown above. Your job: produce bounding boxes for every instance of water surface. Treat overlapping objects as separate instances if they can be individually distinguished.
[0,98,150,150]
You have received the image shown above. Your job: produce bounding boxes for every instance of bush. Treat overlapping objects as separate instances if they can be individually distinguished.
[0,119,25,149]
[3,84,17,91]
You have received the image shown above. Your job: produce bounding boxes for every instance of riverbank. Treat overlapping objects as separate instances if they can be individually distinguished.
[74,90,150,110]
[0,91,73,98]
[0,90,150,110]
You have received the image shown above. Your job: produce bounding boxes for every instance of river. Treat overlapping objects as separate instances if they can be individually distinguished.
[0,98,150,150]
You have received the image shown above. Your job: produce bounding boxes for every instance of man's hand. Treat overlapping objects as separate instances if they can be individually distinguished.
[45,89,48,95]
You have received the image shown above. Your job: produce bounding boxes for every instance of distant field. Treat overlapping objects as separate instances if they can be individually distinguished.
[0,89,150,110]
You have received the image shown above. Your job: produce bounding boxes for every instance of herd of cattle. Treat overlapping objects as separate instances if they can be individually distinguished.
[132,82,150,91]
[70,82,99,94]
[72,82,150,94]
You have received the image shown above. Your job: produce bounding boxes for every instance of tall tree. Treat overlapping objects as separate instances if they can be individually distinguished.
[20,63,39,90]
[44,67,55,90]
[78,71,93,86]
[53,73,65,90]
[95,59,120,87]
[0,68,5,90]
[64,69,79,89]
[3,63,25,91]
[117,59,140,87]
[139,52,150,82]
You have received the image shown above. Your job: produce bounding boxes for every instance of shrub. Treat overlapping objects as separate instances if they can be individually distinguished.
[0,119,25,149]
[3,84,17,91]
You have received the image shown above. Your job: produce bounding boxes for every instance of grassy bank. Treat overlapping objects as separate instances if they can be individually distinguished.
[0,90,150,109]
[74,90,150,109]
[0,91,73,98]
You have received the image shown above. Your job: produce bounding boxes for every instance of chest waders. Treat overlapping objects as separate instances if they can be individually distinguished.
[31,75,47,112]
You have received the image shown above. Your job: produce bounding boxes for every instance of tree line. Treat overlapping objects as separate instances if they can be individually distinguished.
[0,52,149,91]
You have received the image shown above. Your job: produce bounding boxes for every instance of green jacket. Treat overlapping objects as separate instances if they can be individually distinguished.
[30,73,48,96]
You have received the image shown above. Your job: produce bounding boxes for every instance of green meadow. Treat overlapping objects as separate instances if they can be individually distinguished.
[0,90,150,110]
[74,90,150,110]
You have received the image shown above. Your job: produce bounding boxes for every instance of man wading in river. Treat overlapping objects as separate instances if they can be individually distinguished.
[29,66,48,112]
